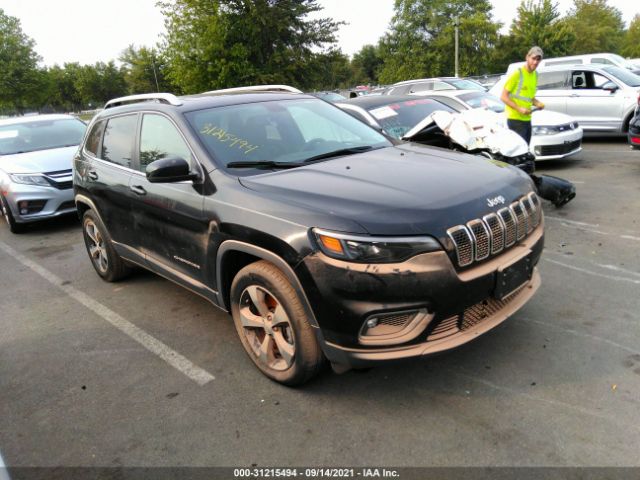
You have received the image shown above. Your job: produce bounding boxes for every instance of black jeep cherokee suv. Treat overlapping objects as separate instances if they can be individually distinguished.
[74,88,544,385]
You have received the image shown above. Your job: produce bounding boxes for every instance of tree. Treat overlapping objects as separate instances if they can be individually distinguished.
[42,63,84,112]
[0,8,42,113]
[120,45,171,94]
[377,0,501,83]
[491,0,574,73]
[159,0,343,93]
[565,0,624,54]
[621,14,640,58]
[351,45,383,85]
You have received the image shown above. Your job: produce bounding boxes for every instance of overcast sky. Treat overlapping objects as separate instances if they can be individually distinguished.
[2,0,640,67]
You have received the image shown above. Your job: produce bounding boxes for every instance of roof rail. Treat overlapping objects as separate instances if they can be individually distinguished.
[104,93,183,109]
[201,85,303,96]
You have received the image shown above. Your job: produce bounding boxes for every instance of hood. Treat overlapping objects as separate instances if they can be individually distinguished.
[404,109,529,157]
[0,145,77,174]
[239,144,533,236]
[531,109,576,126]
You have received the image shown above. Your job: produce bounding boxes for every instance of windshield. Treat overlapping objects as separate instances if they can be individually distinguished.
[447,79,486,91]
[364,98,455,139]
[602,66,640,87]
[458,92,505,113]
[185,98,391,168]
[0,118,86,155]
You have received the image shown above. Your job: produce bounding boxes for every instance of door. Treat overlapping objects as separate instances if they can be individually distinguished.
[81,114,138,249]
[565,70,624,132]
[535,70,570,114]
[128,113,208,284]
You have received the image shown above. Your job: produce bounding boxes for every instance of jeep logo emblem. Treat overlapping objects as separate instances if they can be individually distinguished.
[487,195,506,208]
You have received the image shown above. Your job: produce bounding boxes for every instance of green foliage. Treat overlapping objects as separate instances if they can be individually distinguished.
[0,8,42,113]
[351,45,384,84]
[120,45,172,94]
[159,0,343,92]
[377,0,501,83]
[621,15,640,58]
[565,0,624,54]
[491,0,574,73]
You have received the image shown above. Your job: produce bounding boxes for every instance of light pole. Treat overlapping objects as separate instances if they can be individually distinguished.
[454,16,459,77]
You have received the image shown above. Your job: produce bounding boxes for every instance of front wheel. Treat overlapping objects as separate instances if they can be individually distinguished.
[1,195,25,234]
[82,209,131,282]
[230,260,326,386]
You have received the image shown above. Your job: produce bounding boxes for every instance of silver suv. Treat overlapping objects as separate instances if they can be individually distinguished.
[525,65,640,135]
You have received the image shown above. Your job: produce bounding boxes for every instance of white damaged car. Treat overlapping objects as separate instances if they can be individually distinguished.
[410,90,583,161]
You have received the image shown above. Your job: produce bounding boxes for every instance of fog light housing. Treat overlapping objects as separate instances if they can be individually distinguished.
[18,200,47,215]
[359,308,434,346]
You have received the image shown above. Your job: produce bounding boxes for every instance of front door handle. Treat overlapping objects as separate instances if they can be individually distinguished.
[130,185,147,195]
[87,171,98,181]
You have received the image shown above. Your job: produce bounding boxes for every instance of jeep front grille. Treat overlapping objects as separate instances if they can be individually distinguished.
[447,192,540,268]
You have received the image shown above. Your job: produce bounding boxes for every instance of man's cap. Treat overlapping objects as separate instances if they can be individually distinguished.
[527,46,544,59]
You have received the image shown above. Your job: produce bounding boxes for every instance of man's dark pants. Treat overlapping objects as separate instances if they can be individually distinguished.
[507,119,532,145]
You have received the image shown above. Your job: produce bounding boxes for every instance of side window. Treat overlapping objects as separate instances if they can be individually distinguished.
[85,120,106,156]
[410,82,433,93]
[591,72,611,88]
[139,114,193,172]
[538,71,569,90]
[101,115,137,168]
[433,81,455,91]
[571,71,588,89]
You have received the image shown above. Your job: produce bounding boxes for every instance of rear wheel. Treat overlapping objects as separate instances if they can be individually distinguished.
[82,210,131,282]
[0,195,25,234]
[230,260,325,385]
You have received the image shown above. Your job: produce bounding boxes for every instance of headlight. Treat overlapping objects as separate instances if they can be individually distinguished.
[313,228,441,263]
[532,126,555,135]
[9,174,50,187]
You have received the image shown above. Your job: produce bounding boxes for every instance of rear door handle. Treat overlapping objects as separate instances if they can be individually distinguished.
[87,171,98,180]
[130,185,147,195]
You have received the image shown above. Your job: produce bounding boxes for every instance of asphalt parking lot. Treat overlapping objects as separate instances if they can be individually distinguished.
[1,139,639,474]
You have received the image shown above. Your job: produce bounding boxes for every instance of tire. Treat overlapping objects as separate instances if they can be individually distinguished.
[81,209,131,282]
[1,195,25,234]
[230,260,326,386]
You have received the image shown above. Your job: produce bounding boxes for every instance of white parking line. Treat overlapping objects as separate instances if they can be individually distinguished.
[544,257,640,286]
[0,241,215,386]
[0,451,10,480]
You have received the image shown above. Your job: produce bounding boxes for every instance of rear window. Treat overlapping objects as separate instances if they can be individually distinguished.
[0,118,86,155]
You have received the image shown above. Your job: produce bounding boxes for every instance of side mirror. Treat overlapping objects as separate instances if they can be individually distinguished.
[602,81,619,93]
[146,156,198,183]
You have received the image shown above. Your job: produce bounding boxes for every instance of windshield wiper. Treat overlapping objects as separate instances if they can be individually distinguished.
[303,145,377,163]
[226,160,304,169]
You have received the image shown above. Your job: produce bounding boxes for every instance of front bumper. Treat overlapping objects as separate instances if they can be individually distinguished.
[301,222,544,368]
[530,128,583,160]
[2,182,75,224]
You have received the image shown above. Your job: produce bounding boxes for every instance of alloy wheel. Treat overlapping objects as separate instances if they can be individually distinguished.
[238,285,295,371]
[84,219,109,274]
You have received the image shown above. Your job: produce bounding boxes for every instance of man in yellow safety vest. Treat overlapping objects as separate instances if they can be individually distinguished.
[500,46,546,144]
